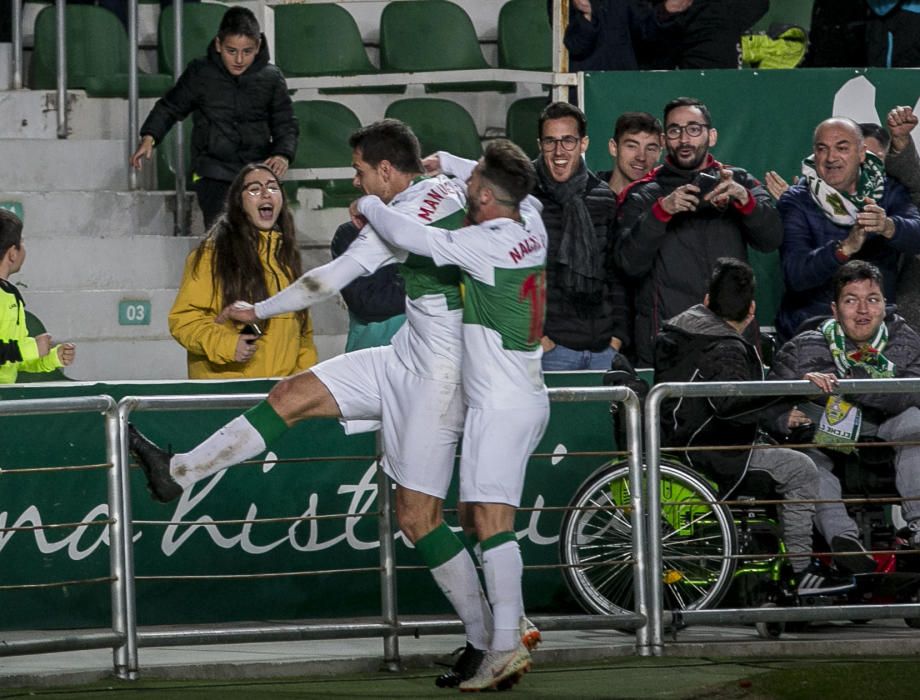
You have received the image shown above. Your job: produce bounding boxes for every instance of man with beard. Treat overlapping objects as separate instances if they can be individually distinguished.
[532,102,630,370]
[615,96,782,365]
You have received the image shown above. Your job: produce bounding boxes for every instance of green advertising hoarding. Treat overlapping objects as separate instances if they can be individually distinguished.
[582,68,920,326]
[0,374,616,630]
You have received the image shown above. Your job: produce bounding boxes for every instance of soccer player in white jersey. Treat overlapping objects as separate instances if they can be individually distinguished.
[128,122,512,680]
[353,139,549,691]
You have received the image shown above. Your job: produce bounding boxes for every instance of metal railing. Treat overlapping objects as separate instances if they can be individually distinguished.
[644,378,920,656]
[0,396,134,678]
[110,385,642,675]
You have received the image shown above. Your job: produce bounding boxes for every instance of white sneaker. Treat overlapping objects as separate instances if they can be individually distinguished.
[458,642,531,692]
[520,616,541,651]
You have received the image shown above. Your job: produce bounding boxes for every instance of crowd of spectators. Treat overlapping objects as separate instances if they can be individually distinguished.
[561,1,920,72]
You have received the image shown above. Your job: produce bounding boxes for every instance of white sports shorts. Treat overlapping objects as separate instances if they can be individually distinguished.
[311,345,464,499]
[458,399,550,507]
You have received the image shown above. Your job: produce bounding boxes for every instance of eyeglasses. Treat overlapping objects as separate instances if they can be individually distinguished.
[539,135,581,152]
[664,123,709,139]
[243,182,282,197]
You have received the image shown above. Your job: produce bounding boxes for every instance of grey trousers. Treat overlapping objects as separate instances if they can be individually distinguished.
[748,446,819,573]
[805,406,920,543]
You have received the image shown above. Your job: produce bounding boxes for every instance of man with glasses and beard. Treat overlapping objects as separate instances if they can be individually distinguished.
[615,96,782,365]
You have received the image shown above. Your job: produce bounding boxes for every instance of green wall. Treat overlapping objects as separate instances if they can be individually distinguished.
[582,68,920,325]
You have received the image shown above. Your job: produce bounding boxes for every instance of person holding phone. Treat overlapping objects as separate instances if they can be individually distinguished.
[614,96,782,365]
[168,163,317,379]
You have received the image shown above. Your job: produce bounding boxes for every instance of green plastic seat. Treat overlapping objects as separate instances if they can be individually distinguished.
[506,96,549,160]
[385,99,481,161]
[289,101,362,208]
[498,0,552,70]
[30,5,172,98]
[157,2,228,75]
[273,3,402,94]
[379,0,513,94]
[155,119,193,191]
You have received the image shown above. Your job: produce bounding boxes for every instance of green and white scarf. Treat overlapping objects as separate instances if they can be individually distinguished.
[802,151,886,225]
[815,318,894,452]
[820,318,895,378]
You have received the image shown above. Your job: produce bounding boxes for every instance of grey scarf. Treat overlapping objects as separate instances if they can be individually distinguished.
[536,157,605,303]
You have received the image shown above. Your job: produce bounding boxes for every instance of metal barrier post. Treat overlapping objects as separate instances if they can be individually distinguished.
[0,396,126,669]
[375,436,401,671]
[128,0,138,191]
[643,384,666,656]
[173,0,187,235]
[114,402,139,679]
[54,0,67,138]
[11,0,23,89]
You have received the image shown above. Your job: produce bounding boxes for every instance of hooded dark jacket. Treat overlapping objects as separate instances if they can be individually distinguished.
[615,155,782,365]
[533,164,630,352]
[768,312,920,423]
[140,35,298,182]
[655,303,773,489]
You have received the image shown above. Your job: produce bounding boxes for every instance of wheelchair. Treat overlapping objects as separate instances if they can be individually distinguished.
[559,424,920,637]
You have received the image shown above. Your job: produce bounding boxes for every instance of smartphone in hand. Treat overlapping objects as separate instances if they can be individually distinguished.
[241,323,263,345]
[693,171,720,197]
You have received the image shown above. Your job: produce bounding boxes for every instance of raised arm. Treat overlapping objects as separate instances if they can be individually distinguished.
[354,196,437,258]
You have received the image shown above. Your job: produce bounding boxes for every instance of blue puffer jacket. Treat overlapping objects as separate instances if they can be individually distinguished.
[775,179,920,340]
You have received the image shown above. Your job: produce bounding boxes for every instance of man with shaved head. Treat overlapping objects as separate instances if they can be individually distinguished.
[775,117,920,340]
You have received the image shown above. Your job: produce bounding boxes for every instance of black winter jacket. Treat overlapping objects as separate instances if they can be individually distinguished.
[140,36,298,182]
[643,0,769,69]
[655,304,775,488]
[533,166,630,353]
[615,155,782,365]
[330,222,405,324]
[563,0,679,71]
[768,312,920,422]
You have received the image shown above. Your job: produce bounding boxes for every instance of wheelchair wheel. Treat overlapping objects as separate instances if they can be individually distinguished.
[560,459,737,615]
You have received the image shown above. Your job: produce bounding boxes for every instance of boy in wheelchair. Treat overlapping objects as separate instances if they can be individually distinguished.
[768,260,920,573]
[653,258,855,597]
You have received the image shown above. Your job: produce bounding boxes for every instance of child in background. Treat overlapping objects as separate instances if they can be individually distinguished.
[0,210,76,383]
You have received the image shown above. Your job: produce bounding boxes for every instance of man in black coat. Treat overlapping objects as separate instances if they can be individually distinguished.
[615,96,782,365]
[656,258,849,595]
[532,102,630,370]
[130,7,298,227]
[769,260,920,571]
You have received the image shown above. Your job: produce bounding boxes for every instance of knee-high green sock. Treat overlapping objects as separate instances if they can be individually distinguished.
[171,400,288,489]
[416,523,491,650]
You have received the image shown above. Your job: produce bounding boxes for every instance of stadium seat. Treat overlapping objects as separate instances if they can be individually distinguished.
[289,101,362,208]
[506,96,548,160]
[385,99,481,161]
[155,119,193,192]
[157,2,228,75]
[273,3,402,94]
[30,5,173,98]
[498,0,552,70]
[379,0,513,93]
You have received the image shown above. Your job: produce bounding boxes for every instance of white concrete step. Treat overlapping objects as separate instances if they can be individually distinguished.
[0,138,130,190]
[2,190,203,237]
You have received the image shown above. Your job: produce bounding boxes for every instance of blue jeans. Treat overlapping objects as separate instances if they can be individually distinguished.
[541,343,616,371]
